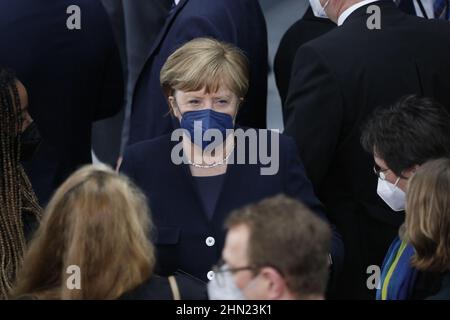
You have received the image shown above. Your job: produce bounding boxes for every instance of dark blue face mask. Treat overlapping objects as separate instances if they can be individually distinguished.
[180,109,234,150]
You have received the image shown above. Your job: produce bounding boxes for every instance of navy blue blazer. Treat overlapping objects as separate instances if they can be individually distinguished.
[121,129,343,282]
[0,0,123,205]
[127,0,268,146]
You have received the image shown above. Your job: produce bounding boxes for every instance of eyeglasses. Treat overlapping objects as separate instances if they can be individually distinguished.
[373,163,390,180]
[212,259,255,287]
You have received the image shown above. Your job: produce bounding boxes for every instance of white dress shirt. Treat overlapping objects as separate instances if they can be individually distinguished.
[174,0,181,5]
[338,0,381,25]
[413,0,435,18]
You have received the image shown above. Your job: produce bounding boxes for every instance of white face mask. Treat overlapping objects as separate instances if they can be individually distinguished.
[207,268,245,300]
[377,177,406,212]
[207,263,261,300]
[309,0,331,19]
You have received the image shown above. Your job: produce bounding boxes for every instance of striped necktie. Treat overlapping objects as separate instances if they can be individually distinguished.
[434,0,450,20]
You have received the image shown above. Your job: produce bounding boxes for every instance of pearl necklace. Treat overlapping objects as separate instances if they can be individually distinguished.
[186,150,233,168]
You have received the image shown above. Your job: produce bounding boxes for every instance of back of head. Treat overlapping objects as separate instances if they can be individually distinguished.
[226,194,331,299]
[11,164,154,299]
[406,158,450,273]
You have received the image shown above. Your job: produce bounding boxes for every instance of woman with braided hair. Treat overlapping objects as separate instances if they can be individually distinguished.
[0,67,42,299]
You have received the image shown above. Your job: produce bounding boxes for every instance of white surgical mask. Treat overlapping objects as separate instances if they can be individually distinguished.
[377,177,406,212]
[309,0,331,18]
[207,269,245,300]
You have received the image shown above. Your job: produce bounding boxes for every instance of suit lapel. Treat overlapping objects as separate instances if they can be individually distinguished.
[213,128,249,220]
[212,158,239,220]
[173,139,212,222]
[179,160,203,212]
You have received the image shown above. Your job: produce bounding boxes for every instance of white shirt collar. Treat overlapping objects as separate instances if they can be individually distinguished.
[413,0,435,18]
[337,0,381,26]
[174,0,181,5]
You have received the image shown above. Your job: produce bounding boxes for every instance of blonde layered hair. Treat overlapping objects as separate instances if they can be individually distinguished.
[406,158,450,272]
[10,165,155,299]
[160,37,249,113]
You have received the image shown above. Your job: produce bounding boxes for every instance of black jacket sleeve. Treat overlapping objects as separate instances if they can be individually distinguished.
[283,136,344,274]
[284,44,344,193]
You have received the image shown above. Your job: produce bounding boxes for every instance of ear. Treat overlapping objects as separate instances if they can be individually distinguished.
[16,80,33,132]
[259,267,286,300]
[404,164,420,178]
[16,80,29,110]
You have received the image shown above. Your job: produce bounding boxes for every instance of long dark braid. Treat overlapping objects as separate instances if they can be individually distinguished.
[0,68,41,299]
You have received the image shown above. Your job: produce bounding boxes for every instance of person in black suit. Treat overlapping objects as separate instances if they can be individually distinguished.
[0,0,124,205]
[120,38,343,283]
[283,0,450,299]
[94,0,171,166]
[274,5,335,105]
[11,165,206,300]
[127,0,268,147]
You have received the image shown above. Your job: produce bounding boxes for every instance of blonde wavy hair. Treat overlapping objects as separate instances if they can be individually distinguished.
[10,165,155,299]
[160,37,249,114]
[406,158,450,272]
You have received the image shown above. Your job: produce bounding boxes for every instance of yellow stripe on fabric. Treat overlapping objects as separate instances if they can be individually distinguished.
[381,240,409,300]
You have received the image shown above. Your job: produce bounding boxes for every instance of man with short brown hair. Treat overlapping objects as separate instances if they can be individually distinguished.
[208,194,331,300]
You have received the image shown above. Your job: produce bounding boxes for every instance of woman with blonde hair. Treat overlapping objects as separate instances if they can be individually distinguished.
[406,158,450,299]
[10,165,205,299]
[120,37,342,283]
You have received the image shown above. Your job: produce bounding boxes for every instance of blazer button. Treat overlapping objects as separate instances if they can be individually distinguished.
[205,236,215,247]
[207,271,215,281]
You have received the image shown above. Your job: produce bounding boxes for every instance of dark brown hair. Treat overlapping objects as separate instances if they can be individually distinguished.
[361,95,450,177]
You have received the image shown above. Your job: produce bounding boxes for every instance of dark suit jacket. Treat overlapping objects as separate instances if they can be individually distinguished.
[0,0,123,205]
[284,0,450,299]
[274,7,335,104]
[92,0,171,166]
[127,0,268,146]
[120,129,343,282]
[119,274,207,300]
